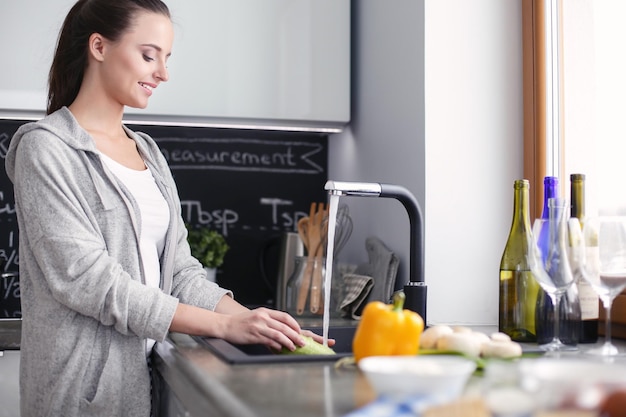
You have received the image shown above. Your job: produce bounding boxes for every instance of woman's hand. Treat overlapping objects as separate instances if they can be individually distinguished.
[171,297,336,352]
[221,307,306,352]
[301,329,336,347]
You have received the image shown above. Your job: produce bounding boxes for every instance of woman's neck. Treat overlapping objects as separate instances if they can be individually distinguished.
[68,96,125,138]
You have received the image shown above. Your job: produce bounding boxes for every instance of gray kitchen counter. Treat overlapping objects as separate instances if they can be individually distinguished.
[152,325,626,417]
[153,331,374,417]
[6,318,626,417]
[0,319,21,350]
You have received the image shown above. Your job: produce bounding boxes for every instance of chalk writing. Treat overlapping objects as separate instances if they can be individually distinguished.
[157,138,323,174]
[0,132,9,159]
[181,199,309,236]
[0,272,20,318]
[0,232,18,272]
[181,200,239,237]
[259,198,308,229]
[1,273,19,301]
[0,191,16,216]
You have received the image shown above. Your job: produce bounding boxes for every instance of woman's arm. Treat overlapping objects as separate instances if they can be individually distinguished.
[169,296,335,351]
[169,297,306,351]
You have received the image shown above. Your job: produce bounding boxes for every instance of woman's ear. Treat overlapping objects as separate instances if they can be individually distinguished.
[87,33,106,62]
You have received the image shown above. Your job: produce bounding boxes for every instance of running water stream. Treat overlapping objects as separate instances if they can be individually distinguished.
[322,194,340,347]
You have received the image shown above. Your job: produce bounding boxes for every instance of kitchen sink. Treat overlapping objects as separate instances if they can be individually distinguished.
[195,325,356,364]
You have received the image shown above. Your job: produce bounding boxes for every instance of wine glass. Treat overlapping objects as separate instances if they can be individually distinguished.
[528,198,578,351]
[579,216,626,356]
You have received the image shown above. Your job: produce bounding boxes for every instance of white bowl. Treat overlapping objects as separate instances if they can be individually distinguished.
[358,355,477,402]
[518,358,626,410]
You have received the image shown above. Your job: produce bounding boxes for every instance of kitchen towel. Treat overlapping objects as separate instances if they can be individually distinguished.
[354,236,399,305]
[339,273,374,319]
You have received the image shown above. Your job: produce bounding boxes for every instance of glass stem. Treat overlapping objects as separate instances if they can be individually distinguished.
[604,298,613,346]
[552,293,562,343]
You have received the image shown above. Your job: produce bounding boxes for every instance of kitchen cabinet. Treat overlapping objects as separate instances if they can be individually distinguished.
[0,0,350,131]
[0,351,20,417]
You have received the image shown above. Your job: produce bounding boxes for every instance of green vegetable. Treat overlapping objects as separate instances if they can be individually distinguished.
[418,349,544,376]
[280,336,336,355]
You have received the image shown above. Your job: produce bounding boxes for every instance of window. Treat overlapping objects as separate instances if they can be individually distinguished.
[525,0,626,217]
[562,0,626,216]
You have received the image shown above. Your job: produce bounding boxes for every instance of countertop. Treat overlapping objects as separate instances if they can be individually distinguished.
[153,317,373,417]
[152,325,626,417]
[5,318,626,417]
[154,332,375,417]
[0,319,21,350]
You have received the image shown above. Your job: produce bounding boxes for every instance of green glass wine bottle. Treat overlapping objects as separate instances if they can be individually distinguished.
[571,173,599,343]
[499,179,540,342]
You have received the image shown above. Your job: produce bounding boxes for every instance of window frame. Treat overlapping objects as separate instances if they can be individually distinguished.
[523,0,565,219]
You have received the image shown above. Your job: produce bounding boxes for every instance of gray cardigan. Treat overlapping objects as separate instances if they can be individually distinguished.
[5,108,231,417]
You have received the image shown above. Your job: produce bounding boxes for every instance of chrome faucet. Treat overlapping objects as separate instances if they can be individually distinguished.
[325,180,427,323]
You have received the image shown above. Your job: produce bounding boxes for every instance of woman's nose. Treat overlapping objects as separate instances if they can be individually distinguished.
[156,61,169,82]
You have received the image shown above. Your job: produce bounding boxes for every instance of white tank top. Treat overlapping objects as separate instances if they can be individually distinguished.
[99,153,170,289]
[100,153,170,354]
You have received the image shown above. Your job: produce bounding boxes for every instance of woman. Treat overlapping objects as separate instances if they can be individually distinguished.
[5,1,330,416]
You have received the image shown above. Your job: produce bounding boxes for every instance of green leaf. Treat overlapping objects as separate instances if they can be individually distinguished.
[185,224,230,268]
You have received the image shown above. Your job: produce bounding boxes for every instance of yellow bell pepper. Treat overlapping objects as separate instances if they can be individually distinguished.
[352,291,424,363]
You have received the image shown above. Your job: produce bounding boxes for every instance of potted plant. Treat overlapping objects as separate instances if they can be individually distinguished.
[186,224,229,282]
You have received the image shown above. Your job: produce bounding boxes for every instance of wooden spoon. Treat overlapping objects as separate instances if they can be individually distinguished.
[310,207,328,314]
[296,202,323,314]
[297,217,310,255]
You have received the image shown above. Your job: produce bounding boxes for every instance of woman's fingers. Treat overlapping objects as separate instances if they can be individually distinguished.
[301,329,336,346]
[223,308,339,351]
[225,308,304,350]
[260,309,305,349]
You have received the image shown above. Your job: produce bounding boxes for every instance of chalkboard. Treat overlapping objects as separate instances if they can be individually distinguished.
[0,119,328,310]
[0,120,22,318]
[0,272,20,318]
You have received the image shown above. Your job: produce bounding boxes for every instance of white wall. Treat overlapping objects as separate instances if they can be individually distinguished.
[329,0,425,309]
[329,0,524,325]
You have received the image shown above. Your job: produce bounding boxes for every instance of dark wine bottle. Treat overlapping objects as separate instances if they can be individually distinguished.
[571,173,599,343]
[499,179,540,342]
[535,176,581,346]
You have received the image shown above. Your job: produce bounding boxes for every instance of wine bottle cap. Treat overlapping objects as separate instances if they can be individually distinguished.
[514,179,530,189]
[544,176,558,186]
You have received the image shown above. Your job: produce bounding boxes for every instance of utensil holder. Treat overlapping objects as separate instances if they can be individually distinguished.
[285,256,341,318]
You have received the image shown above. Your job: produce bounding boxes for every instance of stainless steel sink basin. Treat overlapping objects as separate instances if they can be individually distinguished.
[195,325,356,364]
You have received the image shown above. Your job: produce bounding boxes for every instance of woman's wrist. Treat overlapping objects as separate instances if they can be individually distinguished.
[170,303,227,338]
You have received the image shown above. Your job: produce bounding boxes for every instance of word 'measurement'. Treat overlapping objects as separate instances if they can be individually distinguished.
[156,137,324,174]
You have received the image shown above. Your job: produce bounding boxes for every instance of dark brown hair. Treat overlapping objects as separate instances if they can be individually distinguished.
[47,0,170,115]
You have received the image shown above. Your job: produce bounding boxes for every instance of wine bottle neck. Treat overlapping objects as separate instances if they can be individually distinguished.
[571,174,585,220]
[512,181,531,232]
[541,176,559,219]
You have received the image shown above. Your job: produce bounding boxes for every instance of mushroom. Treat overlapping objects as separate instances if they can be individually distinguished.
[452,325,473,334]
[490,332,512,343]
[470,331,491,347]
[420,325,453,349]
[436,332,482,357]
[481,340,522,359]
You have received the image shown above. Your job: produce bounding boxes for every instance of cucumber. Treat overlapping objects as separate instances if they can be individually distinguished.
[279,336,336,355]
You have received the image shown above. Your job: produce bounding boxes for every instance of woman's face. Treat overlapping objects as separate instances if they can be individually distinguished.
[98,11,173,110]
